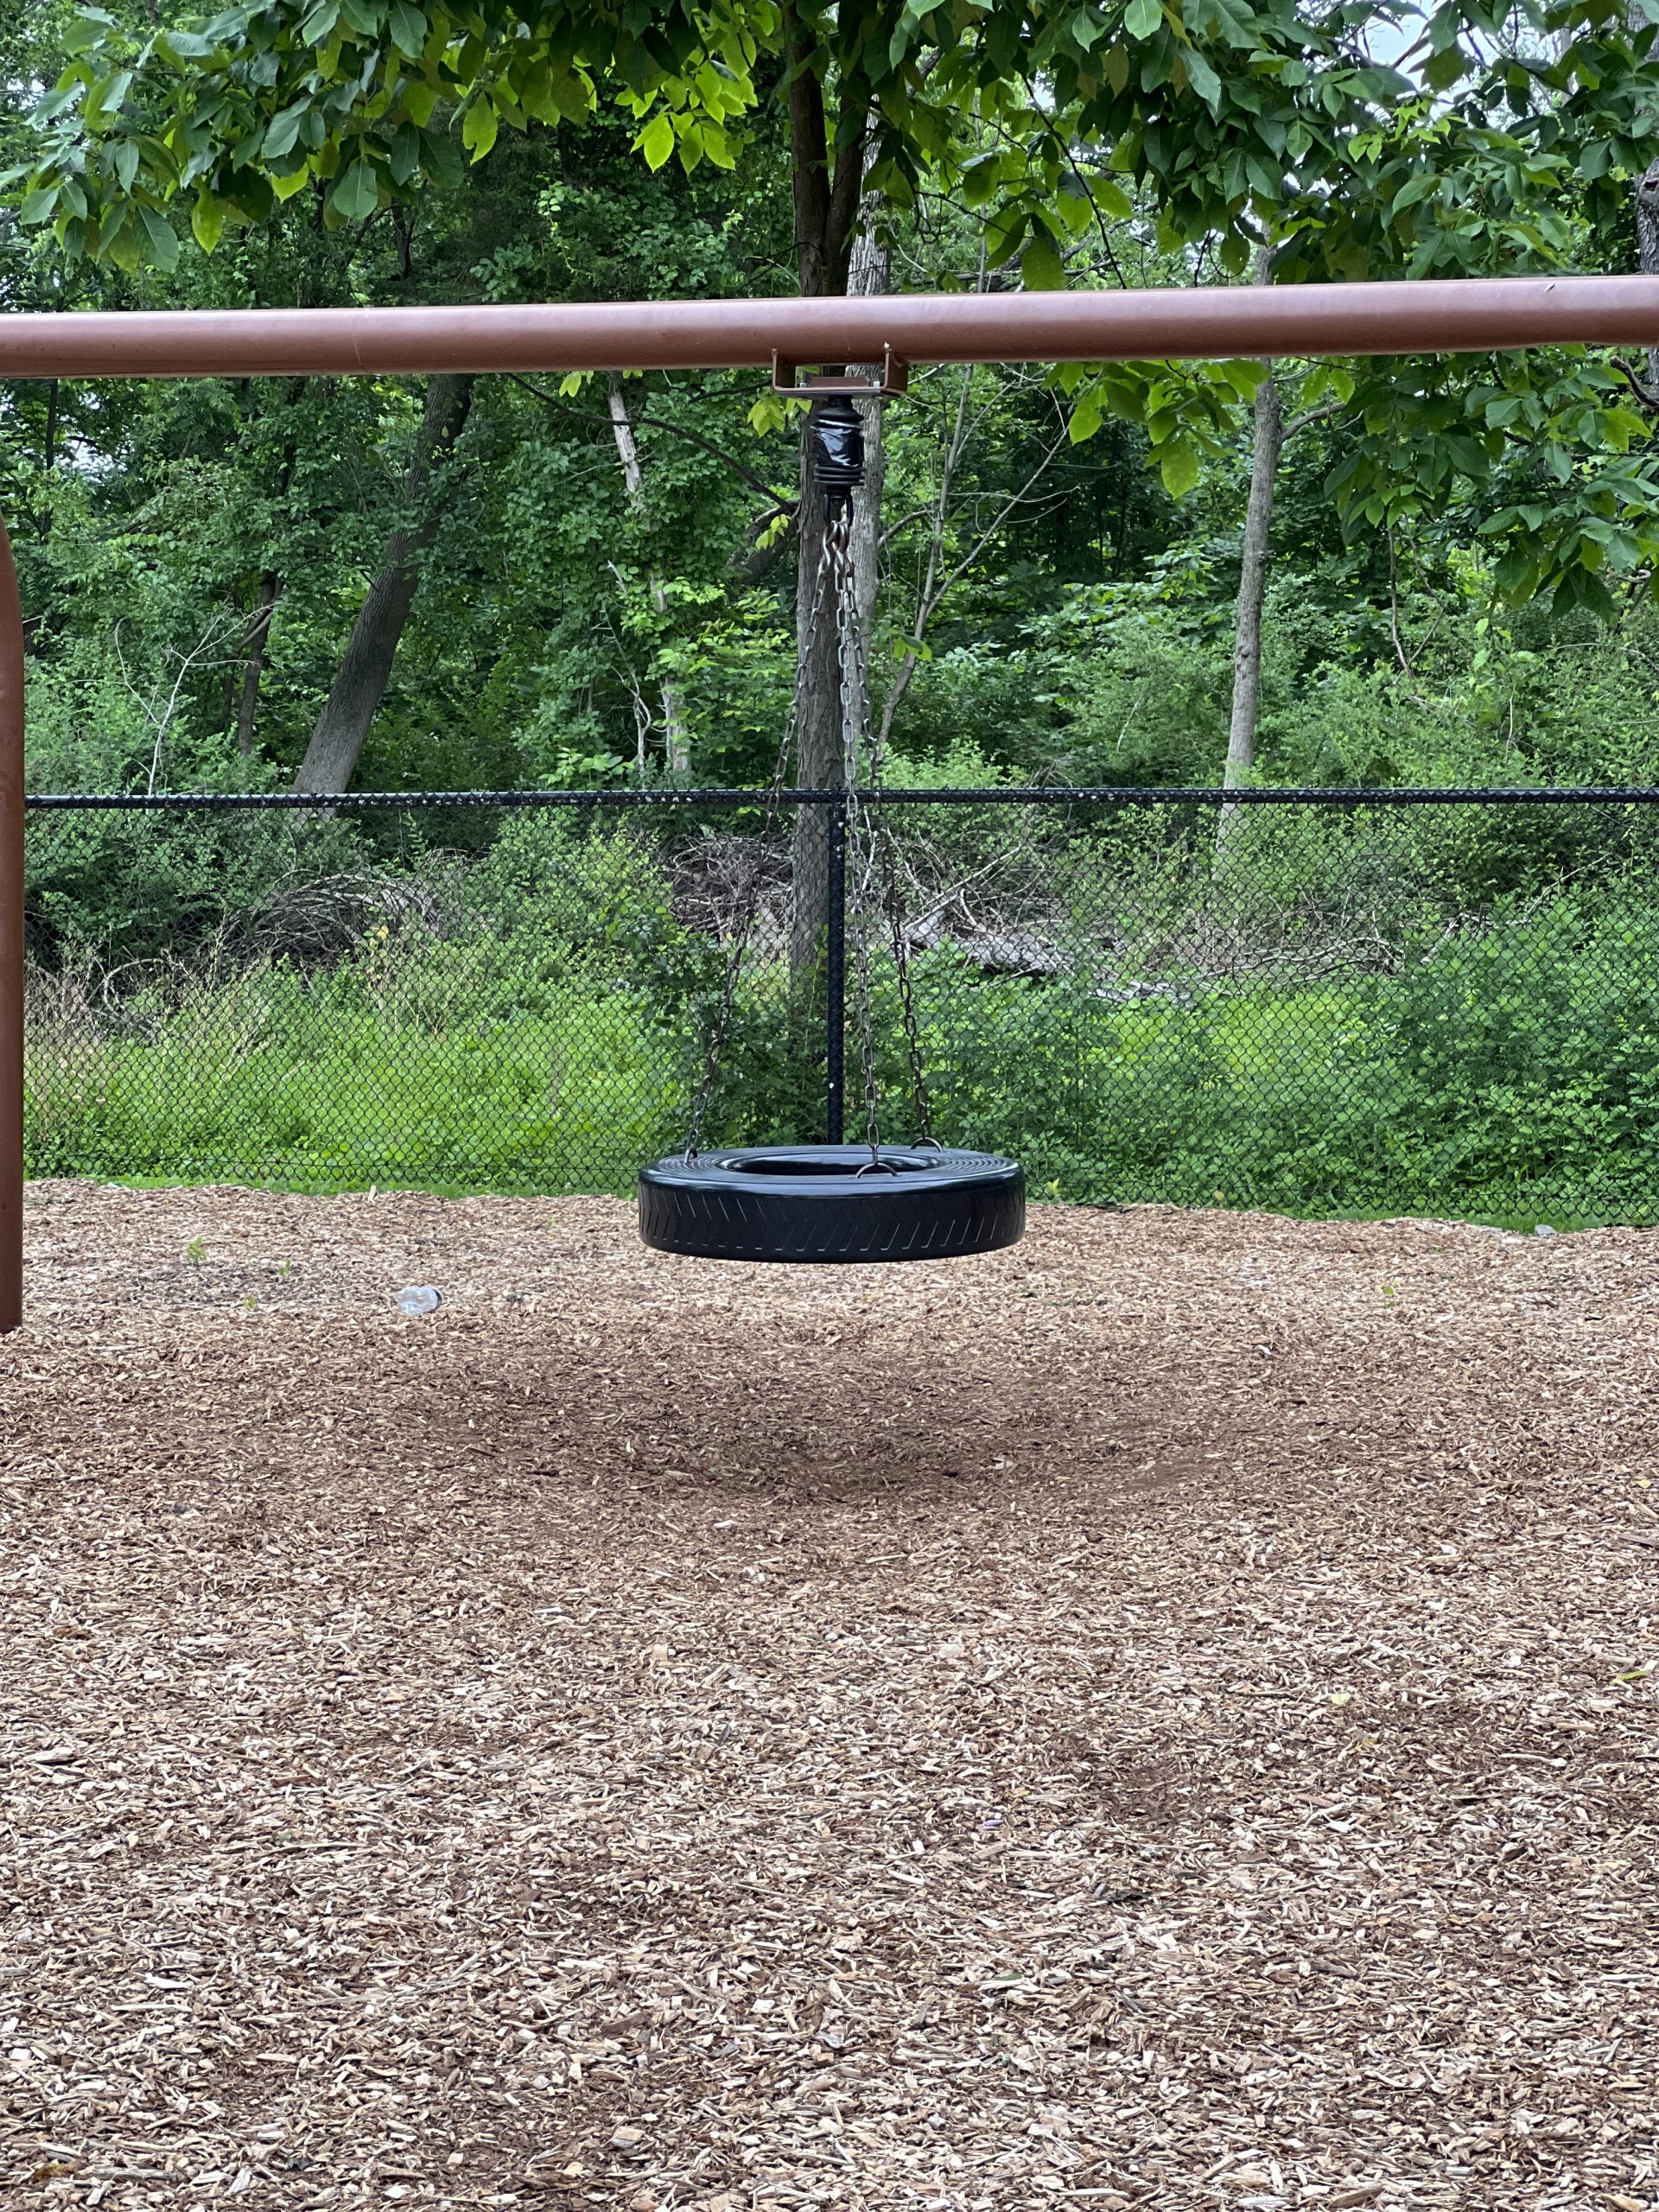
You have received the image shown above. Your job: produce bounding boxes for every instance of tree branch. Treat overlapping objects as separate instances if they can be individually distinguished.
[1282,396,1349,440]
[1615,359,1659,411]
[507,376,796,510]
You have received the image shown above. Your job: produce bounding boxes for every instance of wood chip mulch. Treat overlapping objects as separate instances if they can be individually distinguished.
[3,1183,1656,2212]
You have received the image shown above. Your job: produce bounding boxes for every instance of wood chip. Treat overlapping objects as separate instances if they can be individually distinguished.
[3,1183,1656,2209]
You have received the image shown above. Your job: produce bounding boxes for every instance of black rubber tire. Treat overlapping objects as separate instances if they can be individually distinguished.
[639,1145,1025,1264]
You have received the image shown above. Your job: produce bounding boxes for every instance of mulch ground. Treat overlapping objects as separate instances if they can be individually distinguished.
[3,1184,1656,2212]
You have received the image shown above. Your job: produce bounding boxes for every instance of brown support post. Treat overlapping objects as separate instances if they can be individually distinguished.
[0,512,21,1333]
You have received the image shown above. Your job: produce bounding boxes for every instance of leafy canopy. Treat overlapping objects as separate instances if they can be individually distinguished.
[11,0,1432,280]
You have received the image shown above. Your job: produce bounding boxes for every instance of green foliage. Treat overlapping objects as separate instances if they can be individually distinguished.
[24,805,1659,1230]
[11,0,1433,275]
[25,948,686,1191]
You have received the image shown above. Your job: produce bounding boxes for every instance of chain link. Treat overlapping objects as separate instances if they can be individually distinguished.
[830,493,935,1164]
[681,523,834,1162]
[830,503,886,1166]
[686,454,935,1166]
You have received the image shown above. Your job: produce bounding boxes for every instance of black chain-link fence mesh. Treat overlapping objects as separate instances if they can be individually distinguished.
[22,788,1659,1227]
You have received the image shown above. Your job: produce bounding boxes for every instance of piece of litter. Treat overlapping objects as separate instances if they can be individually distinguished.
[397,1286,442,1316]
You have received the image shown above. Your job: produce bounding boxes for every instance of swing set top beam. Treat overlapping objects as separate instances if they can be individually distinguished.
[1,273,1658,379]
[5,270,1659,1332]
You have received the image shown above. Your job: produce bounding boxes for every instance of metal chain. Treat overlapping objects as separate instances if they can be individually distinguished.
[831,503,886,1166]
[851,509,935,1149]
[682,526,833,1161]
[685,452,935,1167]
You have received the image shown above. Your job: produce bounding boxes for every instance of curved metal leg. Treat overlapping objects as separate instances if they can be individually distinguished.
[0,513,22,1332]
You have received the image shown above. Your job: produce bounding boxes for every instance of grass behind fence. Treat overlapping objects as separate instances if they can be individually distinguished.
[24,909,1659,1227]
[25,957,683,1195]
[22,801,1659,1227]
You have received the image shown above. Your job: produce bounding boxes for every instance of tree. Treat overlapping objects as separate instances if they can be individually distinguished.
[20,0,1659,814]
[294,370,474,791]
[1166,7,1659,800]
[8,0,1430,809]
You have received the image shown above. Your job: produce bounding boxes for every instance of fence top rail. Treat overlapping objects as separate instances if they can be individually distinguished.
[23,784,1659,811]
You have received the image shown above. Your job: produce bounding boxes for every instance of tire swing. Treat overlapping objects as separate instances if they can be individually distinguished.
[639,390,1025,1265]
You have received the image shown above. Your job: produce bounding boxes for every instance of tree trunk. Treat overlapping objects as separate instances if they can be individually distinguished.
[606,375,690,775]
[847,211,889,750]
[1218,249,1282,852]
[235,570,283,756]
[292,373,474,794]
[1637,156,1659,396]
[782,23,874,976]
[1224,365,1283,793]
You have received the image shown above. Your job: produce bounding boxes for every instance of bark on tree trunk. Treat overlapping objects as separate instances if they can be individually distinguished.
[1224,366,1283,792]
[847,212,889,747]
[1218,249,1283,853]
[606,375,691,776]
[1637,156,1659,396]
[235,570,283,756]
[292,373,474,794]
[782,23,875,976]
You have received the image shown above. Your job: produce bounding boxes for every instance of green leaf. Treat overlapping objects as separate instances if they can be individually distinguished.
[134,203,180,270]
[262,104,307,160]
[1391,173,1439,213]
[61,9,118,59]
[1493,546,1536,599]
[1068,390,1104,443]
[639,110,675,171]
[984,205,1029,268]
[389,0,427,58]
[156,29,219,62]
[104,216,146,273]
[1183,48,1221,109]
[19,186,60,227]
[389,122,421,185]
[1091,175,1133,221]
[959,154,1001,209]
[1124,0,1161,37]
[418,124,462,189]
[461,99,499,162]
[1021,229,1066,290]
[191,193,226,251]
[1159,440,1201,496]
[83,69,133,128]
[697,119,736,171]
[327,159,379,220]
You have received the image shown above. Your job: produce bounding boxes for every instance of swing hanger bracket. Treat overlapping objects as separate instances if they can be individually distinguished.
[771,347,909,398]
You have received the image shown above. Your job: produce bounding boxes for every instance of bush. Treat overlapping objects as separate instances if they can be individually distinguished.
[22,805,1659,1228]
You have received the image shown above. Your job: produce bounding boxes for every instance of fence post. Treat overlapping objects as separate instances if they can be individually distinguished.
[0,512,22,1333]
[825,793,846,1143]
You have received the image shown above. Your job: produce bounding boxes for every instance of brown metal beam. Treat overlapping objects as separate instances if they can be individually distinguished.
[1,275,1659,380]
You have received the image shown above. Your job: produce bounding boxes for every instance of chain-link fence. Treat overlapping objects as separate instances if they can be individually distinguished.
[22,785,1659,1227]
